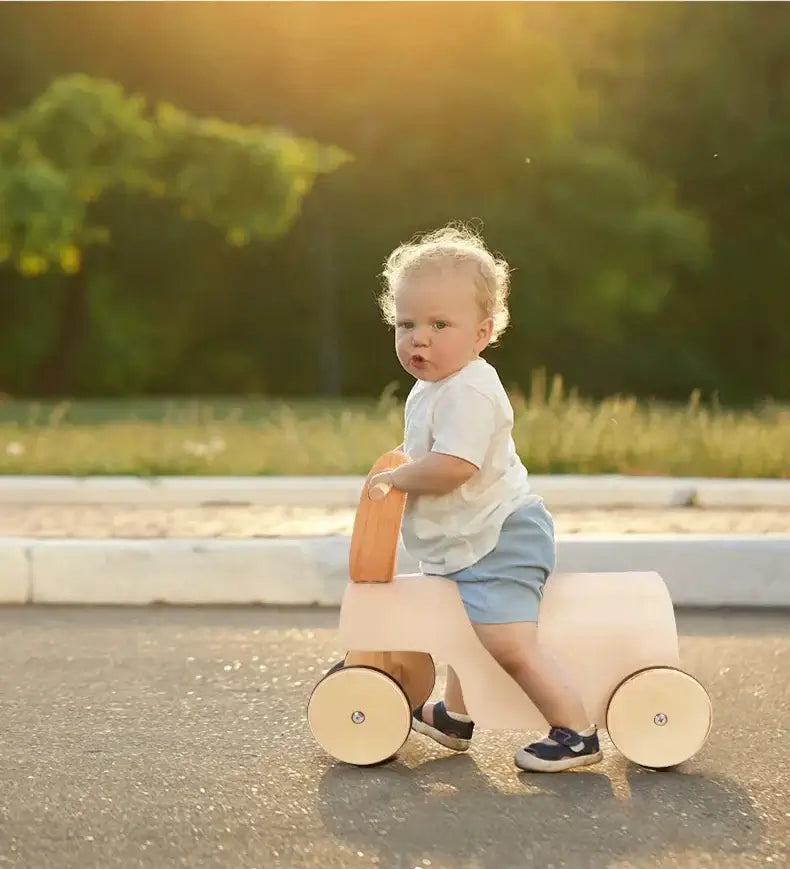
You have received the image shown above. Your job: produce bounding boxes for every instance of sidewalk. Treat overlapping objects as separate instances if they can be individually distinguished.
[2,473,790,508]
[1,475,788,609]
[3,503,790,538]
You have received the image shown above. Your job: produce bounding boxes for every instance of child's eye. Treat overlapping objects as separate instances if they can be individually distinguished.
[433,321,447,330]
[397,321,414,329]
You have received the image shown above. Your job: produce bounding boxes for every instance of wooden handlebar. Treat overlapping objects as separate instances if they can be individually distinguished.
[349,450,410,582]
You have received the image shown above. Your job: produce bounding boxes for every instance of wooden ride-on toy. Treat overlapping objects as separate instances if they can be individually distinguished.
[307,451,712,769]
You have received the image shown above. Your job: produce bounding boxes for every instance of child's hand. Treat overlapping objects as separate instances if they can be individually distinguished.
[368,470,395,501]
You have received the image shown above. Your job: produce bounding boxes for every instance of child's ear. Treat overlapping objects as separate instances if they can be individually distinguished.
[476,317,494,348]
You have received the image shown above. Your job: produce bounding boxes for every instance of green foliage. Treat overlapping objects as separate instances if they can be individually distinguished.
[0,73,349,274]
[548,3,790,399]
[509,142,708,332]
[152,101,349,243]
[0,75,152,274]
[0,150,86,274]
[11,74,155,194]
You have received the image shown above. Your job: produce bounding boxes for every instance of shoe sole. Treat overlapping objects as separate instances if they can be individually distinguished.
[514,750,604,773]
[411,717,471,752]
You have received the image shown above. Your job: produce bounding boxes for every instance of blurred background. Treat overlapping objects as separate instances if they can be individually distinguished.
[0,2,790,404]
[0,2,788,478]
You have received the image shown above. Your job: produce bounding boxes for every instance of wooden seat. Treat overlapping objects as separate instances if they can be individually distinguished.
[339,570,680,730]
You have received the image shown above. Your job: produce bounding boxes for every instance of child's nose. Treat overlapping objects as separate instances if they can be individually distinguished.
[412,326,430,346]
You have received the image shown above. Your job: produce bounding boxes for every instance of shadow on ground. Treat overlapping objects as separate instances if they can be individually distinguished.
[318,749,759,868]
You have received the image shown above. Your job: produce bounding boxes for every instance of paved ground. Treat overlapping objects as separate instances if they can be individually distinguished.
[3,504,789,537]
[1,607,788,868]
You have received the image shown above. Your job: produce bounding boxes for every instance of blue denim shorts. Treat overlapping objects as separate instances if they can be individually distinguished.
[444,497,556,624]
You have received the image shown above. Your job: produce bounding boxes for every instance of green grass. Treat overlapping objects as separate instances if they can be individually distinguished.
[0,376,788,477]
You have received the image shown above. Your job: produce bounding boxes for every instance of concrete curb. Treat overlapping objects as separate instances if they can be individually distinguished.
[2,474,790,508]
[0,543,30,604]
[2,534,788,608]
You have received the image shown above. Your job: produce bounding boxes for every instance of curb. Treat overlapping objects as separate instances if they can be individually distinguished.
[2,474,790,508]
[2,534,788,608]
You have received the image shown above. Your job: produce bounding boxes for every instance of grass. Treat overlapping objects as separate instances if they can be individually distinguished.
[0,374,788,477]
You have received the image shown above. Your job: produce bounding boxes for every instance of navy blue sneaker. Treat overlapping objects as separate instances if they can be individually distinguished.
[514,726,603,772]
[412,701,475,752]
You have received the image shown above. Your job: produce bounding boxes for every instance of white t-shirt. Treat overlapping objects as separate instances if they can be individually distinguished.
[401,357,531,575]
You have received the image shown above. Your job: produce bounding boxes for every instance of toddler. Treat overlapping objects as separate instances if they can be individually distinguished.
[368,225,602,772]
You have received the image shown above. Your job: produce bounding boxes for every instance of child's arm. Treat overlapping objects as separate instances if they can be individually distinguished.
[370,451,477,497]
[371,384,496,498]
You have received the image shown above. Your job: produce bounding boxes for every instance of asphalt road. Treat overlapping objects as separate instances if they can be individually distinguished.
[0,607,787,869]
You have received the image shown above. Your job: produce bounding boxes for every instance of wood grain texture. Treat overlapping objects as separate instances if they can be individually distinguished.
[348,450,410,583]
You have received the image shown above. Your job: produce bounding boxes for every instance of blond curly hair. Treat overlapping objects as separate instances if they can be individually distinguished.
[379,223,511,345]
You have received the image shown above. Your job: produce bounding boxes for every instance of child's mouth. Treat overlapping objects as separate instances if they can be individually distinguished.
[411,355,427,367]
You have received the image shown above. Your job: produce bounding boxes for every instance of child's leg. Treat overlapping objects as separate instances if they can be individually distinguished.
[444,665,467,714]
[412,666,473,751]
[472,621,589,732]
[473,620,602,771]
[421,665,467,722]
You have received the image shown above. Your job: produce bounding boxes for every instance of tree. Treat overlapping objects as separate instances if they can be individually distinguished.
[0,74,349,393]
[543,3,790,400]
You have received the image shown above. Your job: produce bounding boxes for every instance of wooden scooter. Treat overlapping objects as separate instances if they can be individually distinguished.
[307,451,712,769]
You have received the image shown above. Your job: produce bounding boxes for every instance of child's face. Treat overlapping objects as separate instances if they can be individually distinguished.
[393,264,493,382]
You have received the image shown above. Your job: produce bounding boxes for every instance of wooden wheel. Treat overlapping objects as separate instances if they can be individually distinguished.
[344,651,435,711]
[308,666,411,766]
[606,667,712,769]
